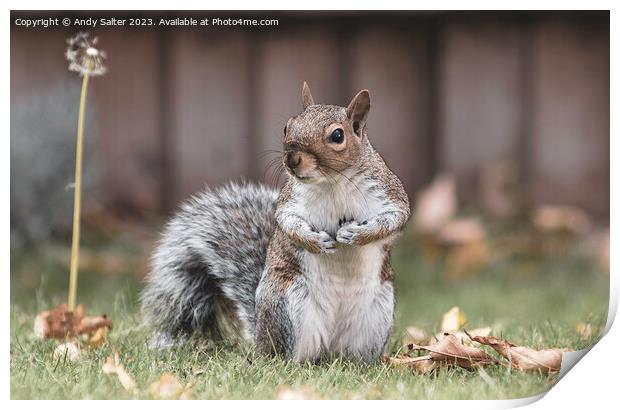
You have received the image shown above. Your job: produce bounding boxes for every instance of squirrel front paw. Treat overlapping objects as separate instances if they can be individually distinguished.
[304,230,337,254]
[336,220,371,246]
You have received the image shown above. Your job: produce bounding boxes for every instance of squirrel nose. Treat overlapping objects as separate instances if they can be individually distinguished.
[286,151,302,170]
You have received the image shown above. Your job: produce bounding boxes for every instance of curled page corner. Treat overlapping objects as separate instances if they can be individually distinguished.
[500,347,601,408]
[558,348,592,381]
[554,270,617,385]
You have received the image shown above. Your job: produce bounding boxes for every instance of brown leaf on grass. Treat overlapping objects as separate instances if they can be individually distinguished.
[102,353,138,394]
[436,218,486,245]
[387,355,438,374]
[445,240,490,280]
[414,174,457,233]
[33,303,112,341]
[149,373,194,400]
[440,306,467,334]
[465,331,571,373]
[532,205,591,236]
[433,220,490,280]
[403,326,429,346]
[409,333,498,369]
[76,314,113,334]
[576,323,593,340]
[34,303,81,339]
[458,327,492,341]
[82,326,109,348]
[435,327,492,345]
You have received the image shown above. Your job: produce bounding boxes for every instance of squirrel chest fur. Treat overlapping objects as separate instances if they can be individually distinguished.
[140,82,410,362]
[282,174,395,361]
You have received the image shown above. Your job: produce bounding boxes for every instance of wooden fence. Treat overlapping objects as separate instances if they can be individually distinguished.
[11,11,610,217]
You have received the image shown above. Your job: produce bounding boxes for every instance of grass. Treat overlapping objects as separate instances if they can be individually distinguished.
[10,230,609,399]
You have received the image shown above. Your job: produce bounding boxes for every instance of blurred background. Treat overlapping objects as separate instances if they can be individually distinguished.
[10,11,609,346]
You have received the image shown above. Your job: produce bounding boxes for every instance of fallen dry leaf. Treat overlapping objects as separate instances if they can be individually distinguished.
[441,306,467,334]
[76,314,113,335]
[82,326,109,348]
[149,373,194,400]
[532,205,591,236]
[435,327,492,345]
[466,331,571,373]
[459,327,491,341]
[34,303,82,339]
[275,385,321,400]
[387,355,438,374]
[403,326,429,346]
[409,333,498,369]
[34,303,112,340]
[102,353,138,394]
[422,219,490,281]
[414,174,457,233]
[445,240,490,280]
[435,218,486,245]
[53,341,81,362]
[576,323,593,340]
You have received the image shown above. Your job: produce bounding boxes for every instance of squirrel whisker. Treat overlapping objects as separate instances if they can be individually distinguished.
[256,149,283,160]
[262,156,283,183]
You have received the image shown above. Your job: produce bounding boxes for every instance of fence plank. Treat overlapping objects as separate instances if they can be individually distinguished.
[167,30,251,203]
[89,29,162,211]
[350,25,431,196]
[10,14,610,218]
[438,21,523,203]
[530,20,610,217]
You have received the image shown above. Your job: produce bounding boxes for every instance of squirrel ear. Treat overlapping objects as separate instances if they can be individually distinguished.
[346,90,371,136]
[302,81,315,109]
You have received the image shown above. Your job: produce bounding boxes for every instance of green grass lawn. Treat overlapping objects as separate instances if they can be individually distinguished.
[10,233,609,399]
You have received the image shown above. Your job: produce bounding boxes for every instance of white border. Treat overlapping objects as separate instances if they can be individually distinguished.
[4,2,616,408]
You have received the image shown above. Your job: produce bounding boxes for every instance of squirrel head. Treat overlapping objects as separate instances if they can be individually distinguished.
[282,82,371,183]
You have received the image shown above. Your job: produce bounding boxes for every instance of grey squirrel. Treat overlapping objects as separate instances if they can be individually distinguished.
[140,83,411,362]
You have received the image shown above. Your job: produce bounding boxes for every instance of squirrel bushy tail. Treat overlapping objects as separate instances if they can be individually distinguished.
[140,182,278,347]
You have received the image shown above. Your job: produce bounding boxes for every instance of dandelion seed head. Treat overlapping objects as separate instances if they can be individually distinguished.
[65,32,107,77]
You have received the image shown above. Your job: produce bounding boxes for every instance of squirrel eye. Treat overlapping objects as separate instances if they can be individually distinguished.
[329,128,345,144]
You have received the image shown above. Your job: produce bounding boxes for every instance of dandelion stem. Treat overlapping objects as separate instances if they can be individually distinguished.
[68,73,90,312]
